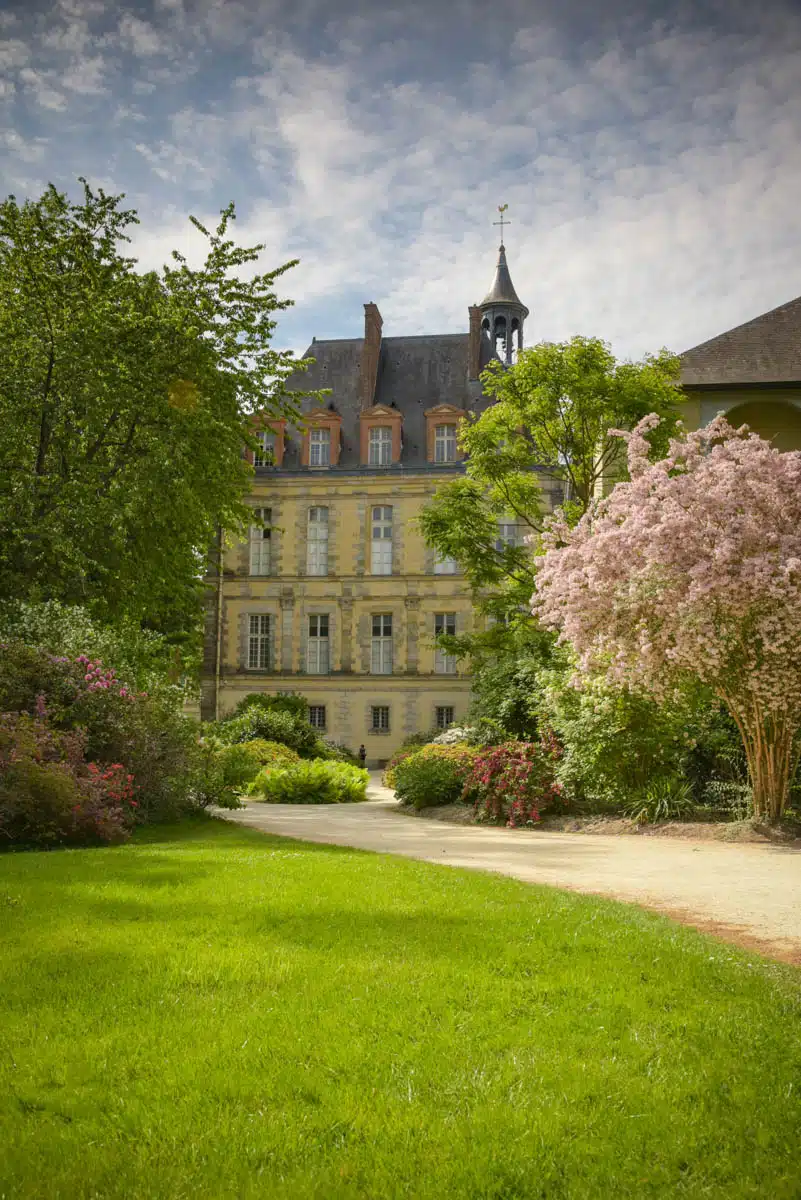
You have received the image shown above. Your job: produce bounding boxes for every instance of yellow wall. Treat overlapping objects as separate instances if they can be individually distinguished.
[211,471,484,762]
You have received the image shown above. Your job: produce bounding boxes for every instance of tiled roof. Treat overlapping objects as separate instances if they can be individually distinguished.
[680,294,801,386]
[278,334,490,472]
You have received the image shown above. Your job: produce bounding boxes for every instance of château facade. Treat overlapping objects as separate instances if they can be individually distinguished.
[200,244,559,761]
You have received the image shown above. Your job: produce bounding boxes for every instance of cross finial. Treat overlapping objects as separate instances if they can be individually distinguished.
[493,203,510,244]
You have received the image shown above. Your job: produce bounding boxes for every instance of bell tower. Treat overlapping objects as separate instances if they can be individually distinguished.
[478,207,529,366]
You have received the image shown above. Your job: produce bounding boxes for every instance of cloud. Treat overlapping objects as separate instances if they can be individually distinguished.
[1,0,800,363]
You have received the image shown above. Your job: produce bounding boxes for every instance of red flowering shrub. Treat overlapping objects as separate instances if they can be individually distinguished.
[464,739,566,827]
[0,714,136,847]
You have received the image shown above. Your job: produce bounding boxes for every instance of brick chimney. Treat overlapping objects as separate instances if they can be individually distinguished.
[468,305,482,380]
[360,302,383,410]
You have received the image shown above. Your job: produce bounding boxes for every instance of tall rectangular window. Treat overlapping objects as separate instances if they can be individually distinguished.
[306,614,330,674]
[434,612,457,674]
[496,518,522,550]
[309,427,331,467]
[371,614,393,674]
[253,431,275,467]
[371,505,393,575]
[436,706,455,730]
[307,506,329,576]
[247,614,270,670]
[371,705,390,733]
[434,424,457,463]
[308,705,326,730]
[434,552,457,575]
[368,426,393,467]
[249,507,271,576]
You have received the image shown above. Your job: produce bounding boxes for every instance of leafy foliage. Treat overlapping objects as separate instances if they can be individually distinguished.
[393,744,479,809]
[418,337,681,667]
[226,691,310,723]
[0,181,313,647]
[214,704,318,756]
[247,760,369,804]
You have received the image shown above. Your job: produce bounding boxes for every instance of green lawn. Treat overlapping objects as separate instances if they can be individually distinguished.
[1,819,800,1199]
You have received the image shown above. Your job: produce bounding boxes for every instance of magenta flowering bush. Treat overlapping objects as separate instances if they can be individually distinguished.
[535,415,801,820]
[0,641,211,825]
[464,739,565,827]
[0,713,136,846]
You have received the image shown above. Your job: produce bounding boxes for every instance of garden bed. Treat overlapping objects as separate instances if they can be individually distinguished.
[396,802,801,844]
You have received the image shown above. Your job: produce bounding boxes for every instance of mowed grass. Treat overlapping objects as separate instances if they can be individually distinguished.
[1,819,800,1199]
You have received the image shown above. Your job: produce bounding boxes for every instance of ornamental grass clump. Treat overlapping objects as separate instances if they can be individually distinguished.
[535,415,801,822]
[464,739,565,827]
[247,760,369,804]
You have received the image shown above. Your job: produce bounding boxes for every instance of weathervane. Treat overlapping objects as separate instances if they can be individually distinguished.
[493,203,510,244]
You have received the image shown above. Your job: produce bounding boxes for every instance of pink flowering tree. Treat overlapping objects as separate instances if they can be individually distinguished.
[534,415,801,821]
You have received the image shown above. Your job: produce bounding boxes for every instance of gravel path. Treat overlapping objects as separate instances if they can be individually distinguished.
[223,775,801,963]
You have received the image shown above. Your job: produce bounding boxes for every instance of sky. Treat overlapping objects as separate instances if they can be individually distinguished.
[2,0,801,360]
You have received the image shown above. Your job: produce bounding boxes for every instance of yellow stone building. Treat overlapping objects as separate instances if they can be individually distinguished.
[200,243,553,761]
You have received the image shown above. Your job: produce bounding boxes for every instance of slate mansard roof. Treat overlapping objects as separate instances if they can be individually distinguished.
[275,332,490,473]
[680,294,801,387]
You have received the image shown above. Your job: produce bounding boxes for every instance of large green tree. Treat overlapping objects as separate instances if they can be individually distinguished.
[0,180,308,650]
[418,336,682,720]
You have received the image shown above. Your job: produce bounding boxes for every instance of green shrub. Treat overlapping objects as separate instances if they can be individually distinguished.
[247,760,369,804]
[536,656,715,811]
[215,740,299,790]
[216,704,318,756]
[226,691,310,723]
[383,732,438,787]
[393,744,479,809]
[310,739,360,766]
[623,776,696,825]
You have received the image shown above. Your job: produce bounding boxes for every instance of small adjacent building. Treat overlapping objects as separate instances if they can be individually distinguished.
[680,294,801,448]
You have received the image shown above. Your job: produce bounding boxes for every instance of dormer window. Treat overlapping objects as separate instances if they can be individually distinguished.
[254,431,275,467]
[434,424,457,463]
[425,405,465,463]
[309,427,331,467]
[368,426,393,467]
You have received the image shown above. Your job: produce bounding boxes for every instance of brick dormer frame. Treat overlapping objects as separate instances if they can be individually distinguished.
[424,404,467,463]
[359,404,403,465]
[300,408,343,467]
[246,415,287,468]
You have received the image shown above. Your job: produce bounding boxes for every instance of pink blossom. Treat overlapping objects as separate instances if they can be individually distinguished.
[535,415,801,819]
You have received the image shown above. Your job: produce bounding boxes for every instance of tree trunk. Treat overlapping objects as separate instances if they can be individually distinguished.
[723,698,797,822]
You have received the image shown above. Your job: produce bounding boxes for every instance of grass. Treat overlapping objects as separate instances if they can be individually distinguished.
[1,817,800,1199]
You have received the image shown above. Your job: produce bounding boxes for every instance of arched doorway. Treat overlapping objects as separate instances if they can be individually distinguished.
[723,401,801,452]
